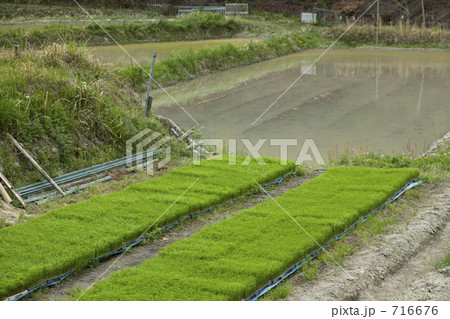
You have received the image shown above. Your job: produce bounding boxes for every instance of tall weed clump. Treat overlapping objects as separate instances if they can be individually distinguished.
[324,24,450,47]
[0,43,178,186]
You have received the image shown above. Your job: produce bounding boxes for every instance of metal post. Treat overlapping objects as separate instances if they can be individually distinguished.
[14,41,19,59]
[375,56,379,102]
[145,50,157,116]
[417,72,425,119]
[376,0,380,45]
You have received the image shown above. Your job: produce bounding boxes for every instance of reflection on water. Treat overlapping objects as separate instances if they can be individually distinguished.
[90,38,259,67]
[155,49,450,161]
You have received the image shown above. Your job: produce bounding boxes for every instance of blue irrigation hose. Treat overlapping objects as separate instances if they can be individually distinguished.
[245,178,422,301]
[9,171,298,301]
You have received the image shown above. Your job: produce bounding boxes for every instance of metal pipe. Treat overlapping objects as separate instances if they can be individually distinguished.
[17,150,162,198]
[32,176,112,205]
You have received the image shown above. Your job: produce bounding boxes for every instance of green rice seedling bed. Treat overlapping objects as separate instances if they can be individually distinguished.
[77,167,419,301]
[0,156,295,299]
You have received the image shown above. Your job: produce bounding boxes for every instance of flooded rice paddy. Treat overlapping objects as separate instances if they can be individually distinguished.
[154,49,450,161]
[90,38,259,66]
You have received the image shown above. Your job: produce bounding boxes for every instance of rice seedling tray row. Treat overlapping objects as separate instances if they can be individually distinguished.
[10,171,296,301]
[0,156,295,300]
[246,177,422,301]
[76,167,420,301]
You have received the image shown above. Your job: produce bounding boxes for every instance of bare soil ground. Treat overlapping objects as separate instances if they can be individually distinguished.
[285,181,450,301]
[0,200,22,226]
[25,172,318,301]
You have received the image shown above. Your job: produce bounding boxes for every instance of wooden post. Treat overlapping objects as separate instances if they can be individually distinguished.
[376,0,380,45]
[421,0,426,27]
[7,134,65,197]
[144,50,157,116]
[156,115,210,156]
[0,182,12,204]
[0,171,26,208]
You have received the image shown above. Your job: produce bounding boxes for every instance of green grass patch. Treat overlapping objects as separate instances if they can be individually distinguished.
[0,43,189,187]
[324,24,450,48]
[118,31,332,91]
[259,281,292,301]
[0,156,295,299]
[77,167,419,300]
[340,142,450,182]
[301,259,320,281]
[435,251,450,270]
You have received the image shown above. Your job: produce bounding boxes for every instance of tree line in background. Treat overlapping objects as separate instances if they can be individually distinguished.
[2,0,449,26]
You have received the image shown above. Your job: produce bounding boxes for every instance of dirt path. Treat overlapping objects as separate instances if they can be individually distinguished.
[366,214,450,301]
[285,181,450,301]
[26,172,318,301]
[0,201,22,225]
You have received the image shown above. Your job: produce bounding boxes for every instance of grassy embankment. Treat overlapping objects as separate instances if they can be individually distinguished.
[2,11,448,91]
[0,43,188,187]
[1,12,447,186]
[75,167,419,300]
[0,156,296,299]
[116,17,449,90]
[324,24,450,49]
[119,29,332,91]
[332,141,450,183]
[0,13,333,187]
[0,13,244,48]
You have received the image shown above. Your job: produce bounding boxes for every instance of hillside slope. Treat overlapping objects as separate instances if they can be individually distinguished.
[0,43,185,187]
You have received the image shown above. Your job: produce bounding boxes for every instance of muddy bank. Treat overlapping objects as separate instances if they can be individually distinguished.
[357,46,450,52]
[285,181,450,301]
[0,201,22,226]
[425,130,450,155]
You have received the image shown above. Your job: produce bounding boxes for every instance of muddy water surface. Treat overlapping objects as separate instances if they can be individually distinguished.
[154,49,450,161]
